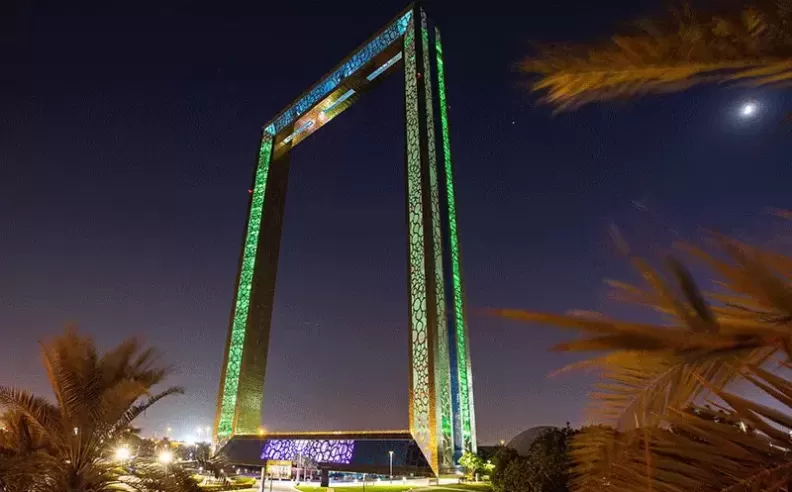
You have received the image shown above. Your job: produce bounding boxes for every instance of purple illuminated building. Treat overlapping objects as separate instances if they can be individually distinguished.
[219,431,433,477]
[261,439,355,465]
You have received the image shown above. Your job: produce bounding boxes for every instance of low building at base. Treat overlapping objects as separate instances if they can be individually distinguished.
[218,431,434,479]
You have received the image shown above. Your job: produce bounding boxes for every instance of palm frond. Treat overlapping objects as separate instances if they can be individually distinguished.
[1,327,187,491]
[0,387,61,437]
[110,386,184,437]
[498,248,778,430]
[572,363,792,492]
[520,1,792,110]
[501,227,792,491]
[40,326,99,426]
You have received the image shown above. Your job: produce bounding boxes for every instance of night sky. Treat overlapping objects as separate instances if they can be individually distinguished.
[3,0,791,445]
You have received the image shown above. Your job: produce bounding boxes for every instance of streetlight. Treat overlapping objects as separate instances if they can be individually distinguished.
[388,450,394,483]
[158,450,174,465]
[114,446,131,462]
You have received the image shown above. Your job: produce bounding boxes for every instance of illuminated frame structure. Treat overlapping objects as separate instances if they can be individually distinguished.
[213,3,475,475]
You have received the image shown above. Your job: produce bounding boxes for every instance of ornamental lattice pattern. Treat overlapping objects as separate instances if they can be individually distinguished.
[403,14,432,468]
[217,135,274,437]
[266,12,413,136]
[435,28,476,453]
[261,439,355,464]
[420,10,454,470]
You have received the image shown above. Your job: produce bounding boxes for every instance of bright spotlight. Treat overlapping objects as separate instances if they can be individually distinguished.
[740,101,758,117]
[114,447,131,461]
[158,450,174,464]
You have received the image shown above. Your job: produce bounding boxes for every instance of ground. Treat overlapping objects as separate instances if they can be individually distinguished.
[295,483,492,492]
[296,487,415,492]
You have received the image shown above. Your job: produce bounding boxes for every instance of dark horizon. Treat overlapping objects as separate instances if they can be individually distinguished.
[3,0,791,446]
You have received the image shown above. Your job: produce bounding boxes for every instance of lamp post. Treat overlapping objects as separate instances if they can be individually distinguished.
[388,450,394,483]
[260,459,268,492]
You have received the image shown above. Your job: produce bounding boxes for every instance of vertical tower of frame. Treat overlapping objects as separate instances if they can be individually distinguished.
[403,6,454,474]
[213,133,290,444]
[433,27,477,460]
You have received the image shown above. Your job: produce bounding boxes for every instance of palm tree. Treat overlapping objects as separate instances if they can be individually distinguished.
[498,217,792,491]
[519,0,792,112]
[0,327,201,492]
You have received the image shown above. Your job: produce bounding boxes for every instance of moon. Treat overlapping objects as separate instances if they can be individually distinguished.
[740,101,758,118]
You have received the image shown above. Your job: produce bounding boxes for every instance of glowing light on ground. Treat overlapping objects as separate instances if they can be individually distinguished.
[158,450,174,464]
[114,447,131,461]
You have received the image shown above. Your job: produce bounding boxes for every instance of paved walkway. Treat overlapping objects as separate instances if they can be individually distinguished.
[237,480,300,492]
[412,487,471,492]
[238,480,486,492]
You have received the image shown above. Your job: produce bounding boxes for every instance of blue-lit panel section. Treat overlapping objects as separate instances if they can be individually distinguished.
[323,89,356,114]
[282,120,315,144]
[267,11,412,135]
[366,53,403,81]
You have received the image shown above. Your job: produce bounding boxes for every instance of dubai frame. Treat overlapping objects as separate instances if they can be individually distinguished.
[213,3,476,475]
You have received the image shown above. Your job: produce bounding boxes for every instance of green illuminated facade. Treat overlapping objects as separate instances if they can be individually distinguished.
[435,28,477,457]
[214,3,476,475]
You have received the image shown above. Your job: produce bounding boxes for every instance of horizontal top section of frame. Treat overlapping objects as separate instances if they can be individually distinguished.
[231,430,413,441]
[262,3,418,140]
